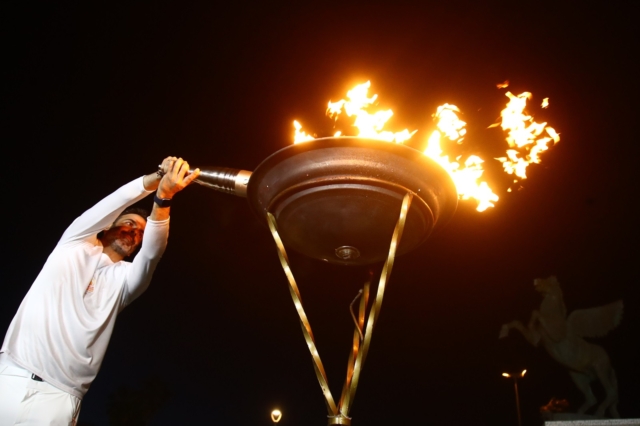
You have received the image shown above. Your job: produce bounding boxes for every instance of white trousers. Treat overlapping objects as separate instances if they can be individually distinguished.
[0,365,81,426]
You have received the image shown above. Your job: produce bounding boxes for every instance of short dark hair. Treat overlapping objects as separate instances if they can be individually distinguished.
[120,206,150,220]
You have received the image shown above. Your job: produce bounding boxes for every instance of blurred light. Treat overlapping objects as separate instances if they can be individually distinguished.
[271,409,282,423]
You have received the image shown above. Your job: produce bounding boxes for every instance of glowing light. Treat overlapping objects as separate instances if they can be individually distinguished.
[325,81,416,143]
[434,104,467,141]
[271,409,282,423]
[502,370,527,378]
[293,82,559,212]
[494,92,560,184]
[293,120,314,144]
[423,106,499,212]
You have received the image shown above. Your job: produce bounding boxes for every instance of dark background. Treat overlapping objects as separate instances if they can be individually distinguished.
[2,2,638,425]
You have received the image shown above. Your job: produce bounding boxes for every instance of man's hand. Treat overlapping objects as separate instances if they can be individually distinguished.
[150,157,200,221]
[156,157,200,200]
[143,156,181,191]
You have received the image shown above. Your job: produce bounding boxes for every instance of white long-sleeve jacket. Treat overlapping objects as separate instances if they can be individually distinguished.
[1,176,169,399]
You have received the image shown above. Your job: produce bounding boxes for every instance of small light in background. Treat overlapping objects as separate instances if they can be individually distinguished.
[271,409,282,424]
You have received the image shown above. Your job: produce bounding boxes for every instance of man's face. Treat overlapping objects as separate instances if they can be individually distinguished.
[101,214,147,258]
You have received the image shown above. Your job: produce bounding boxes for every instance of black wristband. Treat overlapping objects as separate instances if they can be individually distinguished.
[154,193,172,207]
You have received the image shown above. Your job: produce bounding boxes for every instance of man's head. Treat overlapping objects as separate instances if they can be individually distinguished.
[99,206,149,259]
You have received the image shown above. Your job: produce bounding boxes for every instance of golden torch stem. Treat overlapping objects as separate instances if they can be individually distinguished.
[339,192,413,419]
[267,192,414,426]
[267,212,339,416]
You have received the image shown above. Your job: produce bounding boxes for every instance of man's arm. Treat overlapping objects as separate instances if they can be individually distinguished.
[59,178,153,246]
[124,157,200,303]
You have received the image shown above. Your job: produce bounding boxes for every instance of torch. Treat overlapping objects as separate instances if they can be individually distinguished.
[186,137,458,424]
[176,74,559,423]
[168,166,252,197]
[184,137,456,265]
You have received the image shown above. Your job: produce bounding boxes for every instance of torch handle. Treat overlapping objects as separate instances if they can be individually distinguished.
[157,165,252,197]
[193,167,252,197]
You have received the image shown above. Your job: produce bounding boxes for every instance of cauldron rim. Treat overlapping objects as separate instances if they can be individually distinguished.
[246,137,458,265]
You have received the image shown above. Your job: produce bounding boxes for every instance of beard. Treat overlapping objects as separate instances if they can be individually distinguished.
[102,231,139,258]
[109,238,136,257]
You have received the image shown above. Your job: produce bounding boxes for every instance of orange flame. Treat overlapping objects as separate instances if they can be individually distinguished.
[294,81,415,144]
[293,120,314,144]
[494,92,560,183]
[293,82,559,212]
[424,106,498,212]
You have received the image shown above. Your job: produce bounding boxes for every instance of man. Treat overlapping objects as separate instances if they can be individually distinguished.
[0,156,200,425]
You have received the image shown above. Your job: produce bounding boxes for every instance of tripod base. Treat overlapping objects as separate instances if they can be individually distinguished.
[267,192,414,425]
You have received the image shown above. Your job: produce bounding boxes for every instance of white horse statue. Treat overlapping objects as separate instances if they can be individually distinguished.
[500,276,623,418]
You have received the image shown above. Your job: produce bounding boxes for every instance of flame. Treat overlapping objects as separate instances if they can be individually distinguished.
[494,92,560,182]
[434,104,467,141]
[423,106,499,212]
[293,82,415,143]
[293,120,314,144]
[293,82,559,212]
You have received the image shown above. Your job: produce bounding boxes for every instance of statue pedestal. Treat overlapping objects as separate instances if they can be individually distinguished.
[544,416,640,426]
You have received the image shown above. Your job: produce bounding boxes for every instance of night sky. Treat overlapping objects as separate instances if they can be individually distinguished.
[2,2,638,425]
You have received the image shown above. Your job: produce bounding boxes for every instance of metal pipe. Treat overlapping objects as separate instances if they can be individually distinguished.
[159,164,252,197]
[514,378,522,426]
[191,167,252,197]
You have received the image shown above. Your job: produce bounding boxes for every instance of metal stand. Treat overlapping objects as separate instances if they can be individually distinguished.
[267,192,414,425]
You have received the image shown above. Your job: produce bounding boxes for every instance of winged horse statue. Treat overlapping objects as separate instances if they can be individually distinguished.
[500,276,623,418]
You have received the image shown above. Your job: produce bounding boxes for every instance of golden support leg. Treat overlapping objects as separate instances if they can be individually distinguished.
[267,192,414,425]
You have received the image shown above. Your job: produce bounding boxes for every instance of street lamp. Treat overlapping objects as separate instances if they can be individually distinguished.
[271,409,282,424]
[502,369,526,426]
